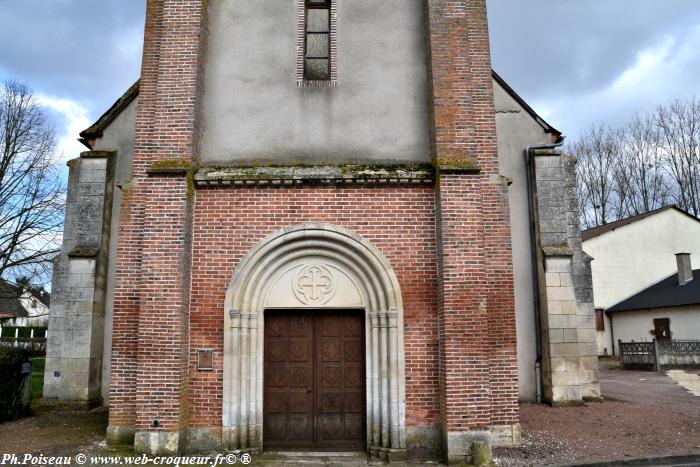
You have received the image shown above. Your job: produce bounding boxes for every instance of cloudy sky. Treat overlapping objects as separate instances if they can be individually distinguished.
[1,0,699,161]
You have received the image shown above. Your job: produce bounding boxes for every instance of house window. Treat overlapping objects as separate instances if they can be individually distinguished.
[304,0,331,80]
[595,309,605,331]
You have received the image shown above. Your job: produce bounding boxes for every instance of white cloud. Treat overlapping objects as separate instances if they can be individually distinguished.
[35,94,91,162]
[531,23,700,141]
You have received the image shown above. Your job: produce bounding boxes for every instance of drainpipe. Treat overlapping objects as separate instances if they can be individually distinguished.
[524,136,565,403]
[609,311,615,357]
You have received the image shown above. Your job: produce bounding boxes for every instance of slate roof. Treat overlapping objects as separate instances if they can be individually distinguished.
[35,291,50,308]
[606,269,700,313]
[581,205,699,241]
[0,280,26,319]
[492,70,561,140]
[79,80,140,149]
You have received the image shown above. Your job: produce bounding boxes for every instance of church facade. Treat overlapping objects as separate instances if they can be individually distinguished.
[43,0,600,463]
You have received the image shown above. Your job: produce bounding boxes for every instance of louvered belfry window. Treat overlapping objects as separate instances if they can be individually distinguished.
[304,0,331,80]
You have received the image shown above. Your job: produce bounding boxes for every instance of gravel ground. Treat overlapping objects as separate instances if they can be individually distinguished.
[493,365,700,466]
[1,365,698,466]
[0,404,107,456]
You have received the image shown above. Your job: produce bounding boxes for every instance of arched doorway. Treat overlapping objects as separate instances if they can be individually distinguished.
[223,223,406,458]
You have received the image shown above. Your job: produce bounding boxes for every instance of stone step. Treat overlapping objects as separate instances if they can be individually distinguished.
[253,451,368,466]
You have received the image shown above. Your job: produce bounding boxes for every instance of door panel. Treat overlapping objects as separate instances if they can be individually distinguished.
[264,310,314,447]
[653,317,671,341]
[263,310,365,449]
[315,312,365,448]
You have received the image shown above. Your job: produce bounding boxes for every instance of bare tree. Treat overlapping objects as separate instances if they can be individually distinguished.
[655,97,700,216]
[0,80,64,286]
[620,114,670,215]
[571,97,700,228]
[571,124,621,228]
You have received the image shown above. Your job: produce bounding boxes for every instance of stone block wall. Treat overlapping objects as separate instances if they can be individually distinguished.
[532,149,600,404]
[44,151,116,404]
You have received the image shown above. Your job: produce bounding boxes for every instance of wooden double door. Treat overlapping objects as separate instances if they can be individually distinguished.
[263,309,366,449]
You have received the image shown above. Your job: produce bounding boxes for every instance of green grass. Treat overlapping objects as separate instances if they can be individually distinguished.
[30,357,45,400]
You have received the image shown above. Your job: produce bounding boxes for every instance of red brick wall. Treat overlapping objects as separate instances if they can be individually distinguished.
[109,0,162,428]
[110,0,207,433]
[110,0,520,442]
[135,176,193,433]
[427,0,519,432]
[188,186,440,428]
[435,175,491,432]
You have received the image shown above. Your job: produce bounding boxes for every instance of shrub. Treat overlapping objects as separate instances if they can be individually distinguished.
[0,346,32,421]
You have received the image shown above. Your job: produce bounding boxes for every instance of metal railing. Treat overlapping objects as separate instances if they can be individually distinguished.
[619,339,700,371]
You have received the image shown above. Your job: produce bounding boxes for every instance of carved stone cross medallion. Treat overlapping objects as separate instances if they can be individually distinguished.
[294,263,335,305]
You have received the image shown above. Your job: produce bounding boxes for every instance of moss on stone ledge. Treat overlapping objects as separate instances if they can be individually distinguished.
[435,157,481,173]
[195,162,435,182]
[146,159,193,174]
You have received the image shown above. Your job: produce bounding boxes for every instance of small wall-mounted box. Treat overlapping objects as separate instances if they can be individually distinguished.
[197,349,214,371]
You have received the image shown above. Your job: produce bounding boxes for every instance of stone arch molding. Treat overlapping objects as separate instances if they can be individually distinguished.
[223,223,406,457]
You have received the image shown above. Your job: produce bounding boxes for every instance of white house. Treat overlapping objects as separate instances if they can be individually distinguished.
[605,253,699,353]
[581,206,700,355]
[0,280,50,344]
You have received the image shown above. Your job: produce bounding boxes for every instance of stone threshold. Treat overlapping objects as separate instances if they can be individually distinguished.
[265,451,366,457]
[256,451,443,466]
[256,451,368,466]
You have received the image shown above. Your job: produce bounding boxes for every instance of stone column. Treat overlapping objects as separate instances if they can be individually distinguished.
[532,149,600,405]
[365,310,407,461]
[44,151,116,405]
[223,310,261,452]
[562,156,600,401]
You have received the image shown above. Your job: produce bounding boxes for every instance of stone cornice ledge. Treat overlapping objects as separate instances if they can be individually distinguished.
[542,245,574,257]
[67,245,100,258]
[146,159,192,176]
[194,164,435,186]
[80,150,116,159]
[435,157,481,174]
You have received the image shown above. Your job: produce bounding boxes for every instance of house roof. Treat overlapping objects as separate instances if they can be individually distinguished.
[607,268,700,313]
[491,70,561,140]
[78,71,560,149]
[36,291,50,308]
[581,205,700,241]
[0,280,26,320]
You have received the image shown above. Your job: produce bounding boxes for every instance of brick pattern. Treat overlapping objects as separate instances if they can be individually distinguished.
[485,178,520,426]
[296,0,338,86]
[135,176,193,432]
[109,0,524,450]
[109,0,162,429]
[427,0,495,169]
[436,175,490,431]
[428,0,519,433]
[110,0,207,436]
[188,186,440,429]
